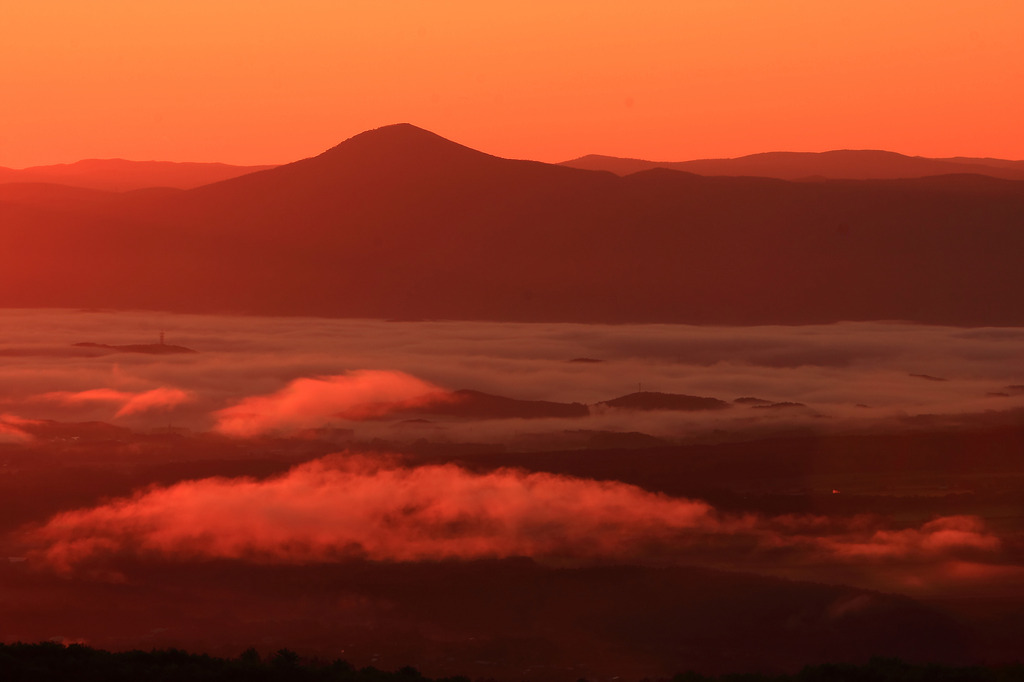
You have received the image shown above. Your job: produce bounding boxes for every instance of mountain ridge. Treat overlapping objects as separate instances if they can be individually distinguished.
[7,129,1024,191]
[2,124,1023,326]
[561,148,1024,180]
[0,158,278,192]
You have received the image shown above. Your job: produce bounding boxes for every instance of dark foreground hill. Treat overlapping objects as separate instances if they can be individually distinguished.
[3,643,1022,682]
[0,558,976,681]
[1,124,1023,325]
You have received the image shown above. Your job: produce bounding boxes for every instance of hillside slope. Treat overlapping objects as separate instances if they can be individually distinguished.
[1,124,1022,325]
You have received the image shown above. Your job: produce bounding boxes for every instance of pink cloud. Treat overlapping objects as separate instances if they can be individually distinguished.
[0,414,36,443]
[113,387,193,417]
[37,387,192,417]
[41,388,135,405]
[29,456,718,570]
[823,515,1001,560]
[26,455,1004,583]
[1,413,43,426]
[212,370,449,437]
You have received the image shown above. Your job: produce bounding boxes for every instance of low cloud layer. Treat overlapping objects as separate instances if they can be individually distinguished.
[213,371,447,436]
[31,456,717,568]
[28,456,1006,596]
[0,414,35,443]
[1,310,1023,442]
[38,387,193,418]
[823,515,1001,559]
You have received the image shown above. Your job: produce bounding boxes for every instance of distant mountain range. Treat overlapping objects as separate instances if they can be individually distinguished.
[0,159,277,191]
[561,149,1024,181]
[7,147,1022,192]
[1,124,1023,325]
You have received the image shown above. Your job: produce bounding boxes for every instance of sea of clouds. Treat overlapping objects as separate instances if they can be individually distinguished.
[1,309,1022,442]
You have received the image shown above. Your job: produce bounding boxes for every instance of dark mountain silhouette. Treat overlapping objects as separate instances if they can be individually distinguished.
[2,123,1024,325]
[72,342,197,355]
[752,401,809,409]
[561,149,1024,180]
[0,158,276,191]
[0,182,117,209]
[0,644,1015,682]
[395,389,589,420]
[597,391,731,411]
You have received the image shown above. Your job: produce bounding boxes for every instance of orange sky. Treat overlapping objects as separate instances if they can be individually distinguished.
[2,0,1022,168]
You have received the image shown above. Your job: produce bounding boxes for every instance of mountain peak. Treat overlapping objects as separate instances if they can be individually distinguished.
[342,122,446,145]
[177,122,526,205]
[316,123,494,166]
